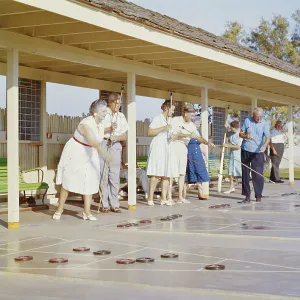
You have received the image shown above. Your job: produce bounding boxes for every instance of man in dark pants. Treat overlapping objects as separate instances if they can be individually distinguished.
[239,108,270,203]
[269,120,285,183]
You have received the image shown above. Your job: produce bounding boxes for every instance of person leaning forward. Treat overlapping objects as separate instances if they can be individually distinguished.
[239,108,270,203]
[99,93,128,213]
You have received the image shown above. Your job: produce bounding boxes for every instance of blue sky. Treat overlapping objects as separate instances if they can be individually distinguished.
[0,0,299,119]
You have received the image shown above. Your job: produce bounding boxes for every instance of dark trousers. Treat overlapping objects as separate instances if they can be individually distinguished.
[270,143,284,182]
[241,149,264,199]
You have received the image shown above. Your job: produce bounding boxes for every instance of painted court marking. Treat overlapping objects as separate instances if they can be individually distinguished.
[0,236,299,274]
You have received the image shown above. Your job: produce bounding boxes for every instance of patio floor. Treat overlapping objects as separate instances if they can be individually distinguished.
[0,181,300,300]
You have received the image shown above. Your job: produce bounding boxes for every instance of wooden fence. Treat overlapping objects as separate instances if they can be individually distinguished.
[0,109,152,171]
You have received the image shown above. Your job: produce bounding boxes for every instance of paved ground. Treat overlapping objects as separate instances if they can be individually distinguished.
[0,181,300,300]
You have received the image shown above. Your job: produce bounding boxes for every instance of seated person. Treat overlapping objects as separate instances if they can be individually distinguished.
[119,160,149,199]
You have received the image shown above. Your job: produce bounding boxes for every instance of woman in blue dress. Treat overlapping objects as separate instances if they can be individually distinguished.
[222,120,242,194]
[184,117,213,200]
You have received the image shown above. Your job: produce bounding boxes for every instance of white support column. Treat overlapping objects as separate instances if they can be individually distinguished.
[288,104,294,185]
[39,81,47,197]
[251,97,258,111]
[126,72,137,210]
[217,106,228,193]
[6,49,19,229]
[201,87,209,198]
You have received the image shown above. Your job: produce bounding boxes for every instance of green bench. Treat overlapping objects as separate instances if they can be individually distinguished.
[136,156,147,169]
[0,158,49,204]
[208,154,230,178]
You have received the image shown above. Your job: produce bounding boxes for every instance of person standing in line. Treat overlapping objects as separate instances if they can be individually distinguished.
[239,108,270,203]
[222,120,243,194]
[170,104,215,203]
[146,100,175,206]
[53,100,108,221]
[100,93,128,213]
[183,116,214,200]
[269,120,286,183]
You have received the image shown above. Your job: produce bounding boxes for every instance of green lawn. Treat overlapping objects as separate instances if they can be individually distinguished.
[264,168,300,180]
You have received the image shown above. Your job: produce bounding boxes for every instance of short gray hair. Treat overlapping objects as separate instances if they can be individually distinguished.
[108,93,121,105]
[89,99,107,115]
[253,107,264,115]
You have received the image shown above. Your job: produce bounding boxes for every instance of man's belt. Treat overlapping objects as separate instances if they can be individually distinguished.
[73,137,91,147]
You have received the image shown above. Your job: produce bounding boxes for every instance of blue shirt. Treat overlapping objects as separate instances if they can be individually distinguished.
[241,117,270,153]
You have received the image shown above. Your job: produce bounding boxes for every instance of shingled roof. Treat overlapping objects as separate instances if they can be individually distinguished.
[78,0,300,78]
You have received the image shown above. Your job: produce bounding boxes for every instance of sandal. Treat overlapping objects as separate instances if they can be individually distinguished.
[111,208,121,213]
[100,207,109,213]
[52,211,63,220]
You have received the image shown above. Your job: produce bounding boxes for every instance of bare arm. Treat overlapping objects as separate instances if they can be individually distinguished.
[192,133,215,147]
[104,126,113,134]
[223,144,240,150]
[79,124,107,157]
[111,132,127,142]
[239,130,249,139]
[269,140,276,153]
[148,125,170,136]
[260,136,270,152]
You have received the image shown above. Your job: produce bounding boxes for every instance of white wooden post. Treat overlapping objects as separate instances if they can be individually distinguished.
[201,87,209,198]
[39,81,47,199]
[217,106,228,192]
[252,97,257,111]
[288,104,294,185]
[127,72,137,210]
[7,49,19,229]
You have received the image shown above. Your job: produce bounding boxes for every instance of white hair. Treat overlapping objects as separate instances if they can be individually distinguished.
[253,107,264,115]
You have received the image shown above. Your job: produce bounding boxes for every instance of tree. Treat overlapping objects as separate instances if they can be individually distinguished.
[222,11,300,141]
[223,21,245,44]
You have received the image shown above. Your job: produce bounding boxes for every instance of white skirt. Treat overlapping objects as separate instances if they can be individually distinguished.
[56,138,100,195]
[146,136,170,177]
[170,142,188,178]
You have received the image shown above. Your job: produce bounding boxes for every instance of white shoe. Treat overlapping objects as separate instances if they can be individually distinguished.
[53,211,63,220]
[224,188,235,194]
[166,200,174,206]
[82,212,98,221]
[147,200,155,206]
[178,199,190,204]
[168,199,176,205]
[160,200,173,206]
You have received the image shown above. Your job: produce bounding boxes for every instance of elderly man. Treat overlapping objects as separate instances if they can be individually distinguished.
[269,120,286,183]
[100,93,128,213]
[239,108,270,202]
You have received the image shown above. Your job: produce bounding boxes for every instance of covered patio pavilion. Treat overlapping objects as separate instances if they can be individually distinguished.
[0,0,300,229]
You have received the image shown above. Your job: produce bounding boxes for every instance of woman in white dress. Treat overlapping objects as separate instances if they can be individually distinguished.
[146,100,175,206]
[53,100,108,221]
[222,120,242,194]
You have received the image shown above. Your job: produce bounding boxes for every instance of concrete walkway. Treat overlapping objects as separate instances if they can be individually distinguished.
[0,181,300,300]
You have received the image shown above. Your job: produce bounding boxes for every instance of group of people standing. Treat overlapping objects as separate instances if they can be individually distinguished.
[146,101,215,206]
[223,108,286,202]
[52,93,287,220]
[53,93,128,220]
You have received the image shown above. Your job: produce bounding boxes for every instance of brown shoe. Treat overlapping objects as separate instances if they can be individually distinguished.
[100,207,109,213]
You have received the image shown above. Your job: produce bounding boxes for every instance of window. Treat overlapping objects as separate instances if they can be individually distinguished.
[212,107,225,145]
[19,78,41,141]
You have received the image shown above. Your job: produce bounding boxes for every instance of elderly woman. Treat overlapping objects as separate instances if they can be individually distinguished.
[183,116,214,200]
[222,120,243,194]
[146,100,175,206]
[53,100,108,221]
